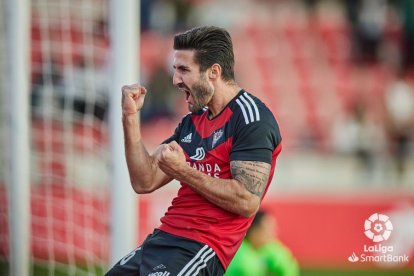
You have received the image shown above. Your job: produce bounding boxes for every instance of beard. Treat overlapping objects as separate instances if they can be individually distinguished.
[188,75,214,113]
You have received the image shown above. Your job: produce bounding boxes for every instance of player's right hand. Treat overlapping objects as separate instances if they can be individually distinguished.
[122,84,147,116]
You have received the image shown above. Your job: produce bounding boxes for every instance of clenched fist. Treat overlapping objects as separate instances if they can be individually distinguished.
[122,84,147,116]
[159,141,187,179]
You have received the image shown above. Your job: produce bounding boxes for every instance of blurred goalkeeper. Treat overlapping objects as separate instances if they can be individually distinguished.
[225,209,300,276]
[106,26,282,276]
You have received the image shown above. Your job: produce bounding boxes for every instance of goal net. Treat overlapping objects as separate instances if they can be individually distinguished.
[1,0,112,274]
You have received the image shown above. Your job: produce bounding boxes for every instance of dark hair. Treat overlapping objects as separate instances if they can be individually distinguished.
[250,210,266,231]
[245,209,270,241]
[173,26,235,82]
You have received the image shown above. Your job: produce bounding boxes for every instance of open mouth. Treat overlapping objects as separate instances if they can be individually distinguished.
[178,86,191,102]
[185,90,191,101]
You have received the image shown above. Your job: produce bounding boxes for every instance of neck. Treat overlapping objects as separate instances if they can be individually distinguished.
[207,83,241,118]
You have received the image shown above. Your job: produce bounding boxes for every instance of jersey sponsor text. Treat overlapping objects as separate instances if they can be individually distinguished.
[187,161,221,178]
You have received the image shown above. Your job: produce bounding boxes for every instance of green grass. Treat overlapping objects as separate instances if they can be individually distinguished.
[1,261,413,275]
[0,261,107,276]
[301,268,413,276]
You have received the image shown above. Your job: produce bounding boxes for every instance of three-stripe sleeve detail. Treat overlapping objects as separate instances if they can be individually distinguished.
[236,93,261,125]
[243,92,260,121]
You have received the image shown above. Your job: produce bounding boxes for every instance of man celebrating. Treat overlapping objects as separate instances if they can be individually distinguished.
[107,26,282,275]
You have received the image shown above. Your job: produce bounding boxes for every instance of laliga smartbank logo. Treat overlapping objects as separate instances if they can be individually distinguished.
[364,213,393,242]
[348,213,410,265]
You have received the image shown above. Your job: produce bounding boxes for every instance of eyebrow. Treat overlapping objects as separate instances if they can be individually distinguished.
[173,64,190,71]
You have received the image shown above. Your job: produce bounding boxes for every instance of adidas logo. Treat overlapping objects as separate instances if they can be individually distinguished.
[181,133,192,143]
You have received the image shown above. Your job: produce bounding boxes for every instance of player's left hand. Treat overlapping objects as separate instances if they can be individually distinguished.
[158,141,187,178]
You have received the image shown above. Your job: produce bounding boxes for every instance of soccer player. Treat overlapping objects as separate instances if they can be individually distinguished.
[106,26,282,275]
[225,210,300,276]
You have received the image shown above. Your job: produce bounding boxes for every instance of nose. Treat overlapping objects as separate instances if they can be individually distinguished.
[173,71,182,86]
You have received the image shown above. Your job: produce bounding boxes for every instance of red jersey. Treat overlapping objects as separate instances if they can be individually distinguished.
[159,90,282,269]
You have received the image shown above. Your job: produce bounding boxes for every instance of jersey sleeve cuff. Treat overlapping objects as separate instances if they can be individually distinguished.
[230,148,272,164]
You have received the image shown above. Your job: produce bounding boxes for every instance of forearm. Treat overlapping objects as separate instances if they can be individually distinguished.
[123,114,158,193]
[157,142,270,217]
[175,166,260,217]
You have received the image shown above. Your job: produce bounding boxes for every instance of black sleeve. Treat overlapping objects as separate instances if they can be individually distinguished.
[162,121,182,144]
[230,113,281,164]
[161,114,192,144]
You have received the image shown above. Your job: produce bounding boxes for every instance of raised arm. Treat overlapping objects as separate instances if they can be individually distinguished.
[122,84,172,194]
[158,141,271,217]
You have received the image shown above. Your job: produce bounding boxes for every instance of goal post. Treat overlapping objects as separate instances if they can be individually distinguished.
[0,0,142,274]
[108,0,140,266]
[6,0,31,275]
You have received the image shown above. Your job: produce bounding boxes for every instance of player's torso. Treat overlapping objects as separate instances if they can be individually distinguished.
[178,106,235,180]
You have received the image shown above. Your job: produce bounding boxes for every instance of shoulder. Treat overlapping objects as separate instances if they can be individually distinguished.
[230,90,277,127]
[230,91,280,140]
[229,90,282,158]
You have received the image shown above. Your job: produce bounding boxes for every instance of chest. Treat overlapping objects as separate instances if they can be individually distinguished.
[178,113,234,178]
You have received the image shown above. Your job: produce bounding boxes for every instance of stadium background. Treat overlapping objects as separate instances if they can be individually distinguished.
[1,0,414,275]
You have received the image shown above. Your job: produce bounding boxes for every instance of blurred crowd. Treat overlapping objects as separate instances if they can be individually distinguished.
[28,0,414,185]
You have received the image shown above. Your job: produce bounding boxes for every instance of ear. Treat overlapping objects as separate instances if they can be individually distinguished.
[209,63,222,80]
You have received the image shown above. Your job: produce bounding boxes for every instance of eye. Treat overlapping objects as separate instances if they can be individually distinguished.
[175,65,190,73]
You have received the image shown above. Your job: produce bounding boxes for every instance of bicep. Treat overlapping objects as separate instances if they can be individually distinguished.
[230,160,271,198]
